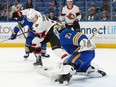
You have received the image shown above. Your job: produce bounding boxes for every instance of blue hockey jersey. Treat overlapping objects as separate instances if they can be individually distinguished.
[59,29,88,54]
[13,18,33,34]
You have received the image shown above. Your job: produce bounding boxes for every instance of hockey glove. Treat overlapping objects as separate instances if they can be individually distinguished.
[73,19,81,32]
[13,10,23,21]
[78,39,96,52]
[10,32,17,40]
[74,19,78,22]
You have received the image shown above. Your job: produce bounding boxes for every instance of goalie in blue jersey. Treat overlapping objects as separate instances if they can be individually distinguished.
[50,25,106,85]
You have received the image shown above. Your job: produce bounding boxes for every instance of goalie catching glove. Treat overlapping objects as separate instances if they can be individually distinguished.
[79,39,96,52]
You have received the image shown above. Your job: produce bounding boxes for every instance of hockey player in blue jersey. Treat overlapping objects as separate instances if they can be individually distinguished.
[49,27,106,85]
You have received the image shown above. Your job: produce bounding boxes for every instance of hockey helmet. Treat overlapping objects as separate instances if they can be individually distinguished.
[67,0,73,1]
[27,9,37,20]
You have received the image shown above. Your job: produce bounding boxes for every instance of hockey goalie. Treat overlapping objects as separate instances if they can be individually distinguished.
[38,24,106,85]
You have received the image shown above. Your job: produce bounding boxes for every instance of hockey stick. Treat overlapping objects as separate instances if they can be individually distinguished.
[0,31,28,43]
[15,18,27,39]
[89,28,101,40]
[0,38,11,43]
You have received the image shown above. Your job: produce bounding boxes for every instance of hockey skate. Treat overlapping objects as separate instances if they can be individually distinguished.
[23,53,29,58]
[33,56,43,66]
[41,53,50,58]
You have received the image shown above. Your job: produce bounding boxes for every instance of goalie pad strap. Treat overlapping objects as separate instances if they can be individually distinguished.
[61,54,68,59]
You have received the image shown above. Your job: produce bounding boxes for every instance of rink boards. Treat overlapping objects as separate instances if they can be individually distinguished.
[0,21,116,48]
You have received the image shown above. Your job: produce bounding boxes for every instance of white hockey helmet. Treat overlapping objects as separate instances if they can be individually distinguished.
[27,9,37,20]
[67,0,73,1]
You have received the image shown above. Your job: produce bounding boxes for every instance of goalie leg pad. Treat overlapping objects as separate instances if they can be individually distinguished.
[51,65,75,85]
[86,66,106,78]
[53,48,68,59]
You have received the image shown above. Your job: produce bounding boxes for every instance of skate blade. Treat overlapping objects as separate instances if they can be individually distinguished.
[50,80,69,86]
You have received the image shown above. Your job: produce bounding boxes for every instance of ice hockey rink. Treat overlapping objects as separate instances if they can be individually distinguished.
[0,47,116,87]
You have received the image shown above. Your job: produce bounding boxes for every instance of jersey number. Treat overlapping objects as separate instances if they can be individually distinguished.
[65,33,72,39]
[41,14,49,21]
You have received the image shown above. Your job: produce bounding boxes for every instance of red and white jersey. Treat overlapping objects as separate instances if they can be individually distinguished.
[22,9,56,39]
[59,5,82,24]
[21,9,56,42]
[32,11,56,34]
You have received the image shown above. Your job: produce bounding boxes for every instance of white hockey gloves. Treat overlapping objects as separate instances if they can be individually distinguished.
[79,39,96,52]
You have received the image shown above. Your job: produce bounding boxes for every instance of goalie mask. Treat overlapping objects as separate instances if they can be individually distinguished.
[53,22,65,33]
[53,22,66,39]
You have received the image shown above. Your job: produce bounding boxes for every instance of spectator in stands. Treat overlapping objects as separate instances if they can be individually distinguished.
[12,0,23,20]
[0,3,2,18]
[2,0,7,10]
[0,9,7,21]
[59,0,82,32]
[48,11,58,21]
[100,0,110,12]
[25,0,33,9]
[12,0,23,12]
[52,0,58,9]
[86,7,99,21]
[8,5,13,21]
[112,14,116,20]
[88,2,95,12]
[100,10,109,21]
[44,3,59,17]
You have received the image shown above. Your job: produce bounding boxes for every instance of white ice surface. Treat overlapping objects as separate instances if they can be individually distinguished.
[0,48,116,87]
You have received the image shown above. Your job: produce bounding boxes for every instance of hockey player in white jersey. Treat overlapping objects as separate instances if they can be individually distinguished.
[25,8,68,60]
[11,8,68,66]
[59,0,82,32]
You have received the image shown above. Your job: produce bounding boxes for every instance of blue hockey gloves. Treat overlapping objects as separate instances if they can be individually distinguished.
[10,33,17,40]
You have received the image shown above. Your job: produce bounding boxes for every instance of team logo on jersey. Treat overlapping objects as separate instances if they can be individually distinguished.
[67,13,75,19]
[35,24,39,27]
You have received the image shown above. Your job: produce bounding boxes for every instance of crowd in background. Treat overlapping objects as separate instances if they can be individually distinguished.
[0,0,116,21]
